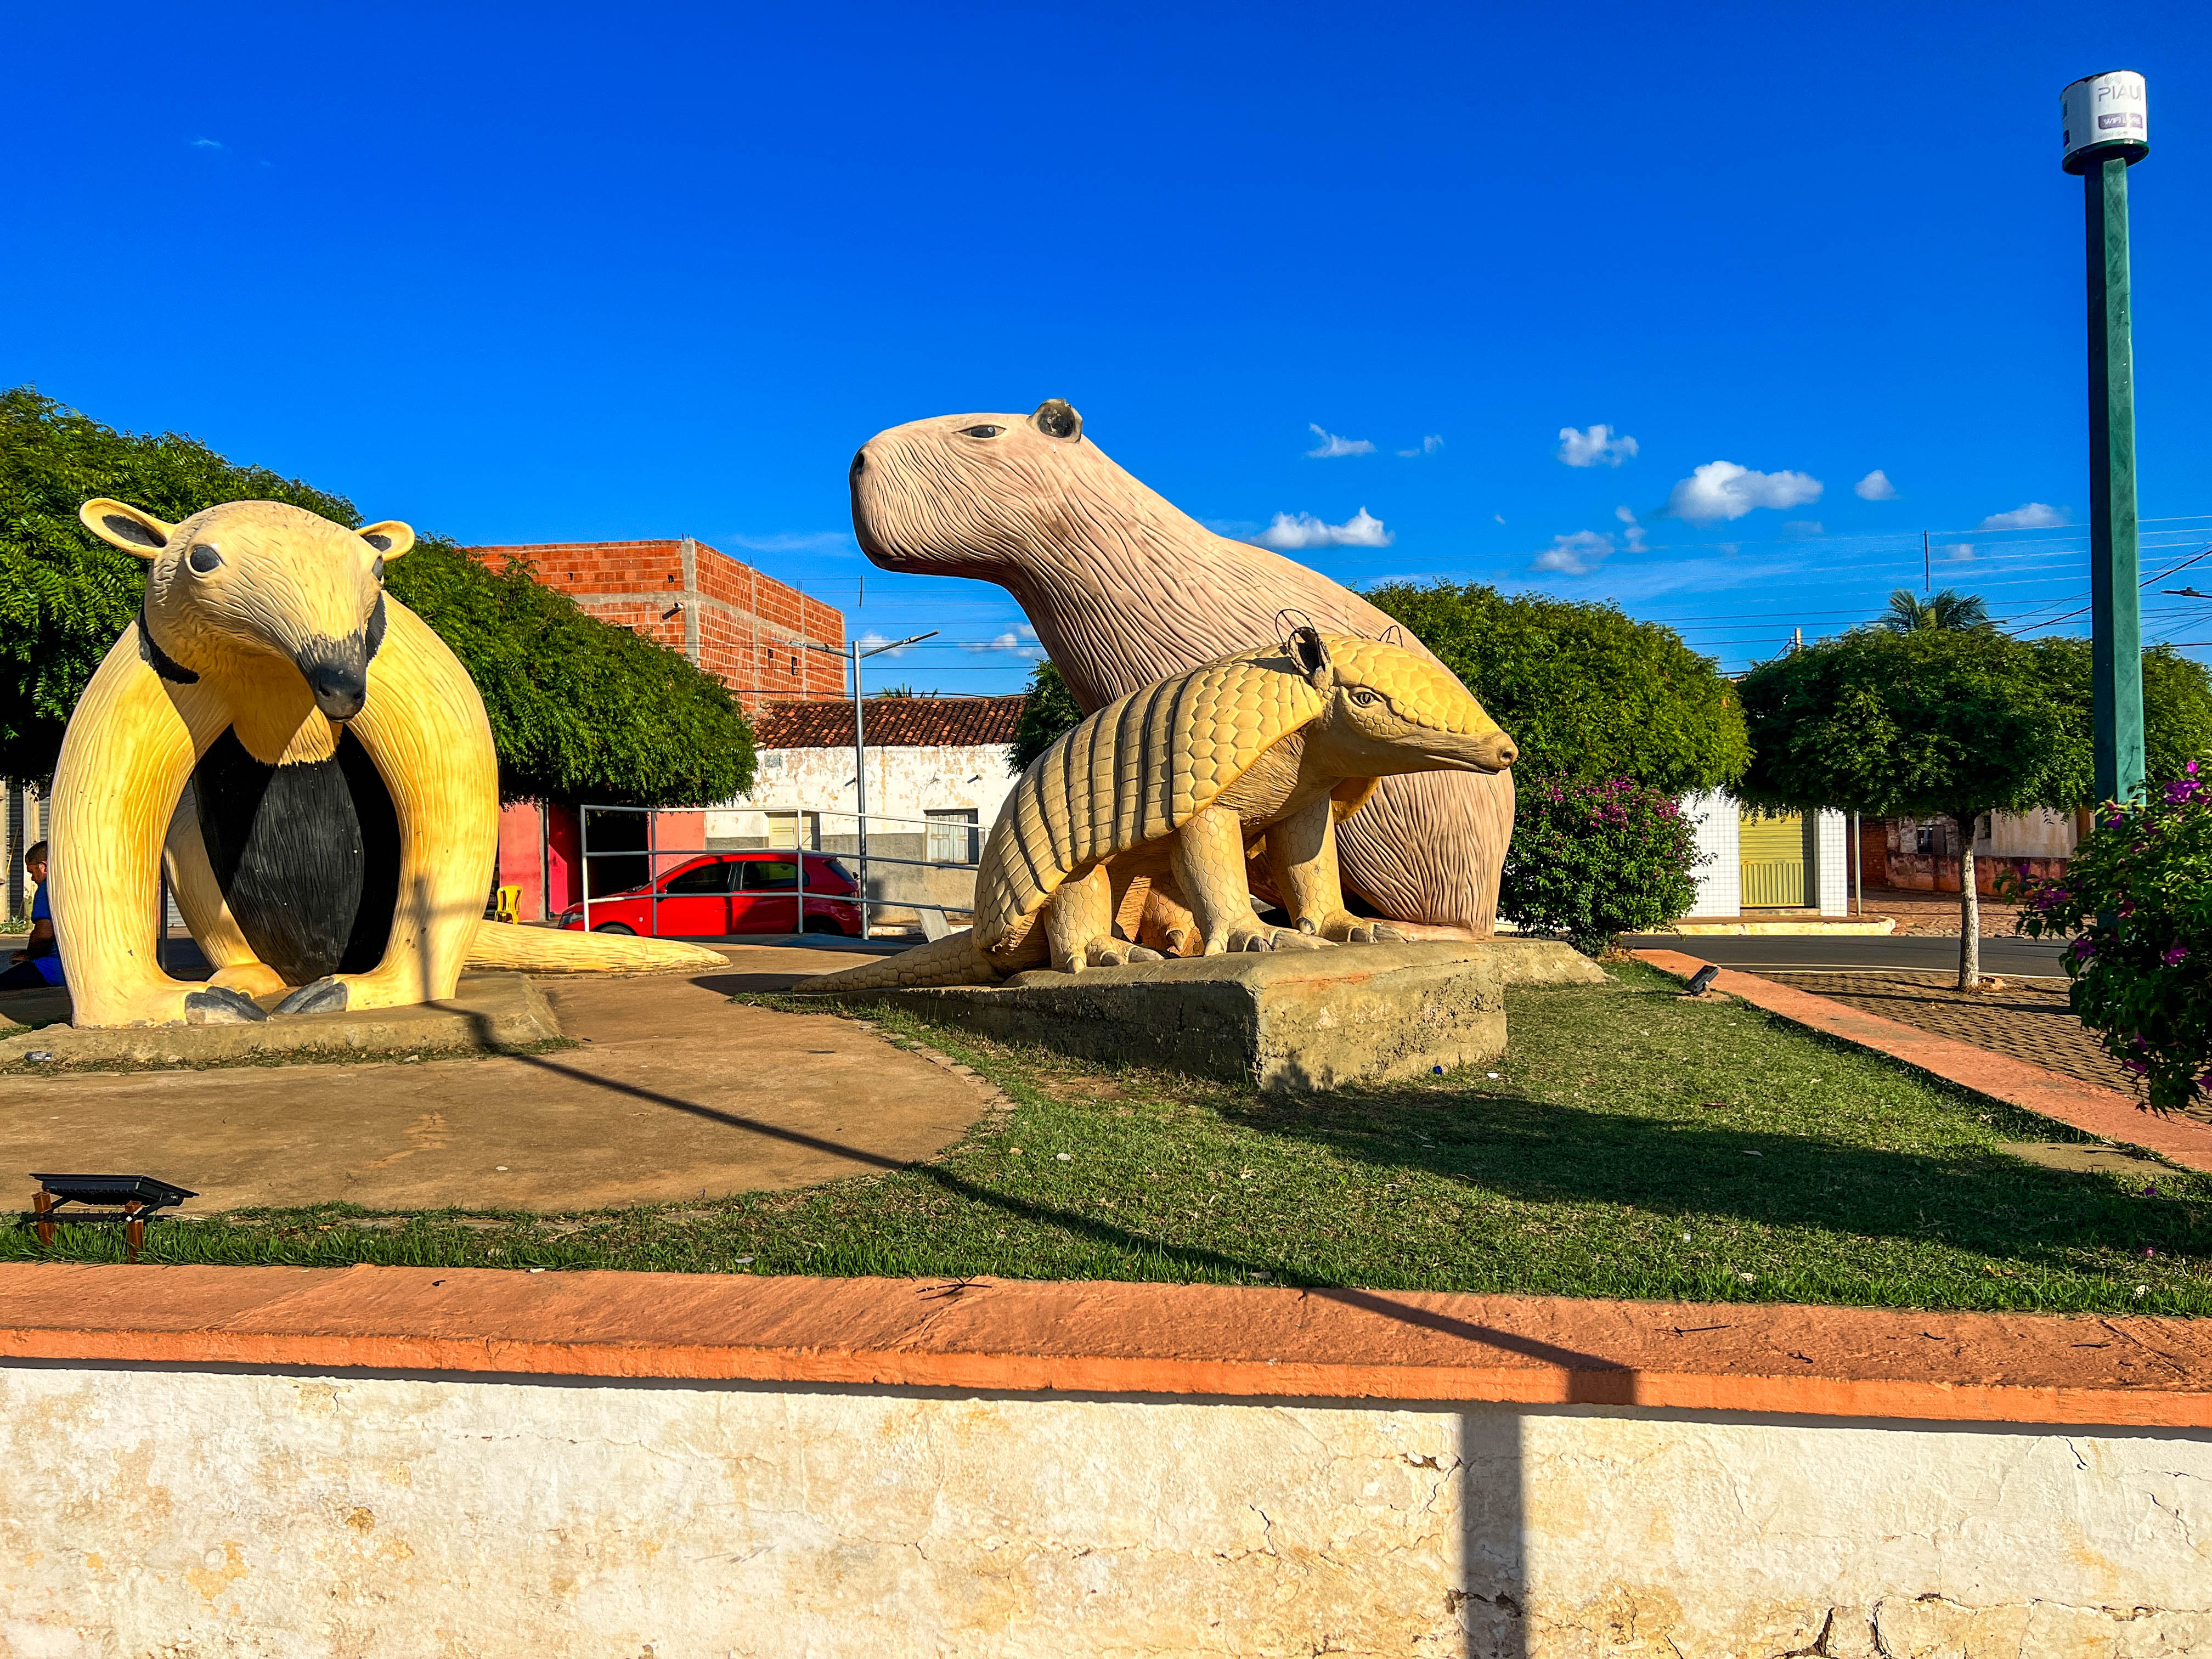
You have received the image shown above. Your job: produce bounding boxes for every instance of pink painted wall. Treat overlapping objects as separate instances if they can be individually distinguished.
[538,804,707,915]
[495,803,548,921]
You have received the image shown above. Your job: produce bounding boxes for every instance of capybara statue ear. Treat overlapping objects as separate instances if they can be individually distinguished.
[80,499,176,558]
[1032,399,1082,441]
[357,521,416,559]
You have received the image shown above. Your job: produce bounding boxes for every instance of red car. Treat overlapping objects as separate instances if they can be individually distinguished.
[557,851,865,938]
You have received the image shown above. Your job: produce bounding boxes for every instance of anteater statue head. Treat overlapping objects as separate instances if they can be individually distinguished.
[80,498,414,723]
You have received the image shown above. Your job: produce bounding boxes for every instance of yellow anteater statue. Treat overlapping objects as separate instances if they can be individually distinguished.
[803,627,1516,994]
[50,498,723,1028]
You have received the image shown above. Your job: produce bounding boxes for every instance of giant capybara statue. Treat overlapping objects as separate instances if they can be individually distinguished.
[849,399,1515,935]
[53,498,720,1028]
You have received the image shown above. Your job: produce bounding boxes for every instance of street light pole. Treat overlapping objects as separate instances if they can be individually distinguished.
[2063,70,2150,808]
[803,629,936,935]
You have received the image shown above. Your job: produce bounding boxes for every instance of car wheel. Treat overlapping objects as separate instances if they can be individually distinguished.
[592,922,636,936]
[803,916,843,936]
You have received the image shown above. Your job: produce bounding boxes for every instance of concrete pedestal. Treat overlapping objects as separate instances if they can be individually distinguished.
[0,973,560,1069]
[853,939,1602,1092]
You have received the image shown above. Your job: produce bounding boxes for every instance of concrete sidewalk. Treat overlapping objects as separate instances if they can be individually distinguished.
[0,947,990,1212]
[1633,949,2212,1172]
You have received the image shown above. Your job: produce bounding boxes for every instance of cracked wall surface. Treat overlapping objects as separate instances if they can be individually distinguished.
[0,1368,2204,1657]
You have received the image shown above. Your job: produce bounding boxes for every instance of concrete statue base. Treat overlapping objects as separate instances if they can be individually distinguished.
[0,973,560,1069]
[833,939,1602,1092]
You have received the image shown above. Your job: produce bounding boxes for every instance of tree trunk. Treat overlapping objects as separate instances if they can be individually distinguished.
[1955,812,1980,991]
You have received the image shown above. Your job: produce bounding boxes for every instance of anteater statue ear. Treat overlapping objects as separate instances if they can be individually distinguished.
[1289,625,1333,689]
[1032,399,1082,441]
[356,521,416,559]
[80,499,176,558]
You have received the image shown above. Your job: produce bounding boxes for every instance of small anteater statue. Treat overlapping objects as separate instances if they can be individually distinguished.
[52,499,720,1028]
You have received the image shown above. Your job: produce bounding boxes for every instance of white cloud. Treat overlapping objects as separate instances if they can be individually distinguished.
[191,137,224,150]
[1532,530,1614,575]
[1396,435,1445,458]
[1664,460,1822,523]
[1613,505,1647,552]
[1558,425,1638,467]
[959,629,1046,660]
[1943,542,1977,562]
[1254,507,1392,551]
[1781,520,1825,539]
[1493,514,1506,526]
[1854,470,1898,501]
[856,630,909,658]
[1978,502,2068,531]
[1306,424,1375,459]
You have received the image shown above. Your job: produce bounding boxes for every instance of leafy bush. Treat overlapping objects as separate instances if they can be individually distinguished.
[1364,582,1750,791]
[2016,764,2211,1116]
[1009,660,1084,774]
[1501,778,1705,952]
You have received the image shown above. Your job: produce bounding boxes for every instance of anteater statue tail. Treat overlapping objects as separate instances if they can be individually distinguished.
[465,922,726,974]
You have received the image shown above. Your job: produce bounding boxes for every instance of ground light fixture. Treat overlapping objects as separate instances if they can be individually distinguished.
[2063,70,2151,807]
[1684,964,1720,997]
[26,1172,198,1262]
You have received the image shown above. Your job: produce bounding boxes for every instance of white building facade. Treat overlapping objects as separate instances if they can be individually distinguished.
[1677,791,1851,918]
[704,696,1026,923]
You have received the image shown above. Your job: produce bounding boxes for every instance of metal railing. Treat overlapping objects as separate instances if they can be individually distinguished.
[572,803,982,939]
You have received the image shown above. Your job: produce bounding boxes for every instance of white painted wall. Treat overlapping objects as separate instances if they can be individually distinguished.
[704,744,1020,923]
[1678,789,1739,916]
[1976,806,2081,860]
[0,1366,2202,1656]
[706,742,1017,846]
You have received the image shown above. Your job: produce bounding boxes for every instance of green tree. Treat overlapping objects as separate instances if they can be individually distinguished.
[2028,637,2212,787]
[0,388,751,805]
[1737,628,2089,988]
[1880,588,1992,633]
[1363,582,1750,791]
[1009,660,1084,774]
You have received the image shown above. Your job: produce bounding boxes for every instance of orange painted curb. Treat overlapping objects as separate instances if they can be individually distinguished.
[1633,949,2212,1173]
[0,1265,2204,1427]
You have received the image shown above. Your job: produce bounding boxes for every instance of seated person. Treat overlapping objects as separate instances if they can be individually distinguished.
[0,840,63,992]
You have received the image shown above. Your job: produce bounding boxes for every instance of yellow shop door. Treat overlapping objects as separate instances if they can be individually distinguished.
[1740,810,1809,907]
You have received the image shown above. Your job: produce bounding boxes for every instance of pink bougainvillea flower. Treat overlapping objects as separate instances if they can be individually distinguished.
[2163,945,2190,966]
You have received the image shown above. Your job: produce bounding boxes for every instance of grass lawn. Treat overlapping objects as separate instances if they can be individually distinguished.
[10,960,2207,1314]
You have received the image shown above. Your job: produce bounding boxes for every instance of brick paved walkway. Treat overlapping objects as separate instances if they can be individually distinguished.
[1757,969,2212,1123]
[1856,886,2025,938]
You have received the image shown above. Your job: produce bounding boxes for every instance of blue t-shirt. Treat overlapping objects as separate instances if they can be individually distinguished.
[25,882,63,986]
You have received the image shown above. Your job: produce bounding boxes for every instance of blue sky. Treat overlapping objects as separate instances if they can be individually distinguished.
[7,1,2208,693]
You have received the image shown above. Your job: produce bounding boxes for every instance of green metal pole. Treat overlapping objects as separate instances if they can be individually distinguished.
[2086,154,2146,806]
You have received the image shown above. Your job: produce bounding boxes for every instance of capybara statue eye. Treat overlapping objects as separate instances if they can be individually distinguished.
[187,543,224,574]
[959,425,1005,439]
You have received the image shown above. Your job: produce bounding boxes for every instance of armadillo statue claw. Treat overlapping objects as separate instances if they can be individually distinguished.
[800,628,1516,994]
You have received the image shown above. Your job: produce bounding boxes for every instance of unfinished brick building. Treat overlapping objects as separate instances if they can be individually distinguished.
[464,537,847,713]
[462,537,850,921]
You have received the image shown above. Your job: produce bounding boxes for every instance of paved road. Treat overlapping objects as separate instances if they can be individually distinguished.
[1622,933,2072,978]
